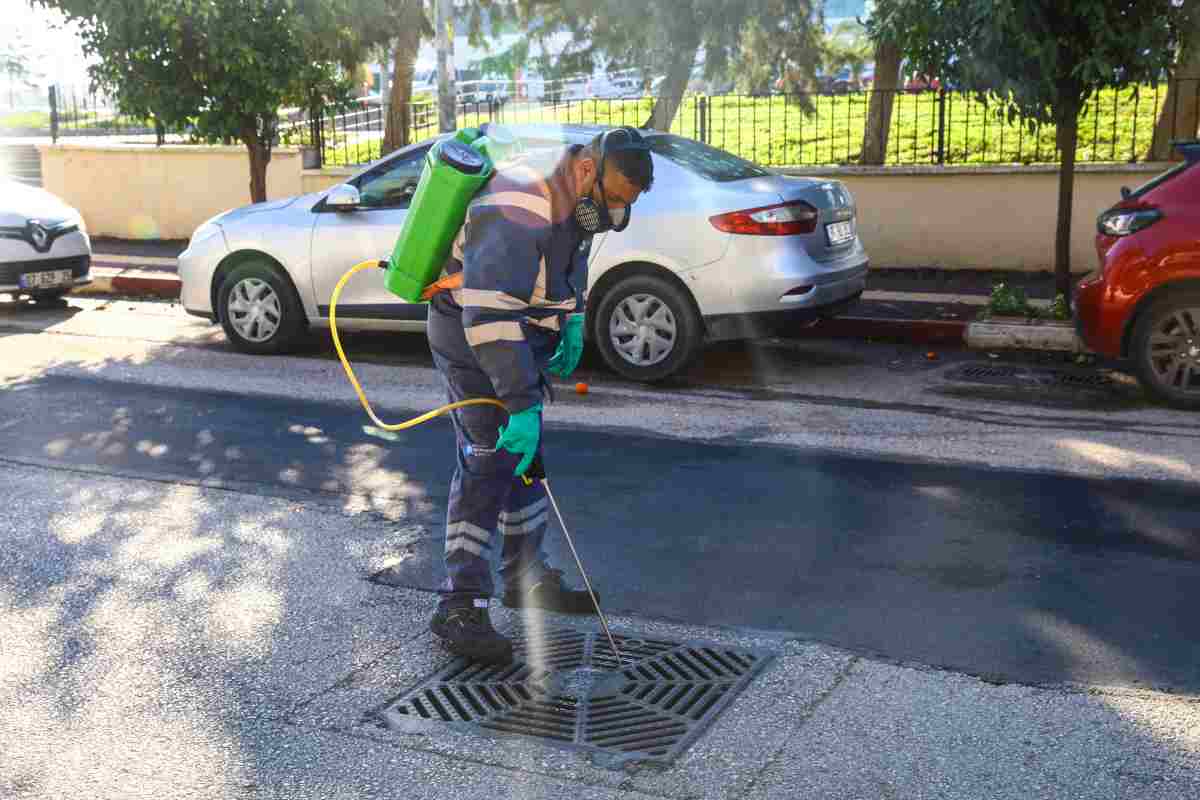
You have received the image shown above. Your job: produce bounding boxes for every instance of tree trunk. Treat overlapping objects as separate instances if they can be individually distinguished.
[861,38,902,165]
[241,117,272,204]
[436,0,456,133]
[1054,112,1080,303]
[384,25,423,155]
[643,25,701,132]
[1147,20,1200,162]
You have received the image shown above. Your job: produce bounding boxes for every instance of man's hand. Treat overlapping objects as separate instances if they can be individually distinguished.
[546,314,585,378]
[497,404,542,476]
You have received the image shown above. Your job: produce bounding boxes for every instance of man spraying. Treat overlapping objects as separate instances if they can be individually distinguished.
[425,127,654,664]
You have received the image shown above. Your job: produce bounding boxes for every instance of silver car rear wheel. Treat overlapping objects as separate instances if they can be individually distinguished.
[593,273,703,383]
[227,277,282,343]
[611,293,677,367]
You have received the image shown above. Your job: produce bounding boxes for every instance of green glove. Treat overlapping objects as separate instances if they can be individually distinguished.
[496,404,542,477]
[546,314,585,378]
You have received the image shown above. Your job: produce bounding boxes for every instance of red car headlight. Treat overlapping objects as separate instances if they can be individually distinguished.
[1097,207,1162,237]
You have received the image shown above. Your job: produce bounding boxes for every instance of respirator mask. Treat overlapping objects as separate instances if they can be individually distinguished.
[573,127,649,235]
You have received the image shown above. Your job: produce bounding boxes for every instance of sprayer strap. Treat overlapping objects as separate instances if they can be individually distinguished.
[420,272,464,301]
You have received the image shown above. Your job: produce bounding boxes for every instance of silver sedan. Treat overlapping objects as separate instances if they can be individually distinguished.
[178,124,868,382]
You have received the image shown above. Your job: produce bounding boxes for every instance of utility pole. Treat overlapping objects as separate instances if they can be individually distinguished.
[436,0,456,132]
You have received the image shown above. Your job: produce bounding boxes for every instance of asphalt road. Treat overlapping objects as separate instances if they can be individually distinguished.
[4,370,1199,694]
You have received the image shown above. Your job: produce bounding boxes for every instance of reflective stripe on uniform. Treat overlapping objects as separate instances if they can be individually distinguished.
[499,512,547,537]
[446,520,492,556]
[474,191,552,222]
[464,320,525,346]
[504,497,548,523]
[531,254,548,305]
[459,288,529,311]
[499,498,550,537]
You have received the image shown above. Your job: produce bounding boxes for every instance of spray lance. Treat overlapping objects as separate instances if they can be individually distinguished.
[329,125,623,664]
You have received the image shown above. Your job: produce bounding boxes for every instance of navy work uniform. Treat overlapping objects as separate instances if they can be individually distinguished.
[426,146,591,609]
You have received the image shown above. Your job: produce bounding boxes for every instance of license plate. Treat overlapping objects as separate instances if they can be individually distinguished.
[826,219,855,246]
[19,269,73,289]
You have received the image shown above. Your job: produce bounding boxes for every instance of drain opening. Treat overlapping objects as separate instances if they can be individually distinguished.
[372,627,772,765]
[947,363,1114,389]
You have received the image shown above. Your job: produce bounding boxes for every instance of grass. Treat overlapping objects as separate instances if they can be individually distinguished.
[0,111,51,129]
[313,82,1179,168]
[0,109,152,132]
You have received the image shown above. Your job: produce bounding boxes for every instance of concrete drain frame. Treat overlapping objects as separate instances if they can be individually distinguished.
[369,626,774,767]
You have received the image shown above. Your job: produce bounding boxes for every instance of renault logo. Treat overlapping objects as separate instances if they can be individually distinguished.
[28,221,50,252]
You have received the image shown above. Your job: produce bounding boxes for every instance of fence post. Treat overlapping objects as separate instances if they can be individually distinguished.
[49,86,59,143]
[936,88,947,165]
[698,96,708,143]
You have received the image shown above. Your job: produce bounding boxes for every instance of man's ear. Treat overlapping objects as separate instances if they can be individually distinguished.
[573,155,598,194]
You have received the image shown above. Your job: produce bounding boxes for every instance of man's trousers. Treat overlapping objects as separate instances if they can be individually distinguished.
[427,304,550,609]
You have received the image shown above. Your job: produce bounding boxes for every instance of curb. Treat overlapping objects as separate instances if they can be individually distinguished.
[70,264,1088,355]
[965,319,1086,353]
[72,267,181,299]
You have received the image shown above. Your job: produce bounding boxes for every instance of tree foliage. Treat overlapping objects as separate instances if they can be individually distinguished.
[1148,1,1200,161]
[730,0,823,100]
[824,19,873,83]
[515,0,822,130]
[872,0,1186,295]
[37,0,377,202]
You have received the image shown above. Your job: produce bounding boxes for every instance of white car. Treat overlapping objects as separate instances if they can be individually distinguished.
[179,124,869,382]
[1,180,92,302]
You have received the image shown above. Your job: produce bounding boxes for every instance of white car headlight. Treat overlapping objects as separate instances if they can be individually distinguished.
[189,221,223,248]
[62,211,86,236]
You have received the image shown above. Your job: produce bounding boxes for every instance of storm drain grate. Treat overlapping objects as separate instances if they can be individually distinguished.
[947,363,1114,389]
[370,626,773,766]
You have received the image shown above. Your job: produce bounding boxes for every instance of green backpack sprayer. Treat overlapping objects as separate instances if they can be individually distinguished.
[327,124,620,659]
[330,123,521,431]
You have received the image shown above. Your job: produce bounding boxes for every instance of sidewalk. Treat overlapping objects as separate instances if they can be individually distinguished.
[80,238,1071,347]
[6,459,1199,799]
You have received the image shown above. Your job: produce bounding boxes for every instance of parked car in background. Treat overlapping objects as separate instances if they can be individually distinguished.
[1,180,91,303]
[823,68,860,94]
[1075,140,1200,410]
[177,124,869,383]
[904,74,941,93]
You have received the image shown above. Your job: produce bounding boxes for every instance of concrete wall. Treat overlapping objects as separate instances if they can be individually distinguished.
[780,163,1165,273]
[302,168,355,195]
[37,142,1166,271]
[38,142,304,240]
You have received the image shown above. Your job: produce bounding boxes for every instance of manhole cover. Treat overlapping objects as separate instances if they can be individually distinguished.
[371,626,772,766]
[946,363,1113,389]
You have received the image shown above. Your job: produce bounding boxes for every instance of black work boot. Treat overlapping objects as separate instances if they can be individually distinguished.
[430,600,513,664]
[502,568,597,615]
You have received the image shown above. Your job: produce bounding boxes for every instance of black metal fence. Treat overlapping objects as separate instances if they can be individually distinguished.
[46,86,157,140]
[286,79,1200,169]
[20,78,1198,169]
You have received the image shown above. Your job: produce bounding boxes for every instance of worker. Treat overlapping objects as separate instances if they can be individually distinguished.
[425,126,654,664]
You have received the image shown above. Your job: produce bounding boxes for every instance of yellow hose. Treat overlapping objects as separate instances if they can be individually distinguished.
[330,260,507,430]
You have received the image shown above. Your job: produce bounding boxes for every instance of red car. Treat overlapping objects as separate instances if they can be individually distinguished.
[1075,140,1200,409]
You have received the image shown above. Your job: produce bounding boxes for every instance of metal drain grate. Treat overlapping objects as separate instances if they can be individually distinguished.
[371,627,772,765]
[947,363,1113,389]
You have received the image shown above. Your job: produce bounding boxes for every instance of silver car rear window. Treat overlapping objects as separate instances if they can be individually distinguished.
[647,135,771,182]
